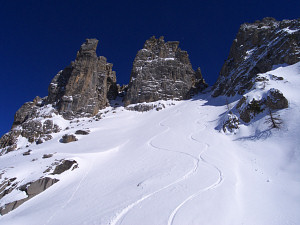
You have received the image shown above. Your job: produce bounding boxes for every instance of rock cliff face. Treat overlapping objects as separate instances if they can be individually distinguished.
[0,98,59,153]
[2,19,298,152]
[123,36,207,106]
[48,38,118,119]
[0,39,117,153]
[212,18,300,97]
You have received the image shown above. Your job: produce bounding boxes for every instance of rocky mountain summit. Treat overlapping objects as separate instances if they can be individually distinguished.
[0,36,208,154]
[0,39,117,154]
[1,18,299,153]
[47,38,118,119]
[123,36,207,106]
[212,17,300,97]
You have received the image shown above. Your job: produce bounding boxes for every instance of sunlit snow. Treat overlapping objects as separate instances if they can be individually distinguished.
[0,63,300,225]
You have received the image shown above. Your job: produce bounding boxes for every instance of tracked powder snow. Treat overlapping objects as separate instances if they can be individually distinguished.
[0,63,300,224]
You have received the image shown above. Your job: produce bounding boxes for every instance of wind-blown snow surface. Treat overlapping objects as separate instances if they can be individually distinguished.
[1,63,300,225]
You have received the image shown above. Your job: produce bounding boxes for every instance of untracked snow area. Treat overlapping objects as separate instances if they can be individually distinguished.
[1,63,300,225]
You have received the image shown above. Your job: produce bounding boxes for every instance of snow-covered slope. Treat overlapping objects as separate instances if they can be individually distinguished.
[1,63,300,225]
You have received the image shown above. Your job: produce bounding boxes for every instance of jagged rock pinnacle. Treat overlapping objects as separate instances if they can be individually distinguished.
[77,38,98,58]
[47,38,118,119]
[123,36,207,106]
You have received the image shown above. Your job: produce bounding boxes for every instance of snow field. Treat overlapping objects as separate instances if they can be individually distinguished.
[1,63,300,225]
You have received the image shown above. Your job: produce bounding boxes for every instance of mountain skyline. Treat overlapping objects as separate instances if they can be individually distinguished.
[0,6,299,222]
[1,0,300,137]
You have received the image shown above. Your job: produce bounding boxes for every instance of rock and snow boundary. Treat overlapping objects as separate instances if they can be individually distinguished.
[0,63,299,224]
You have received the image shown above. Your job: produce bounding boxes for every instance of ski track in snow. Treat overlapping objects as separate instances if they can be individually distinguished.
[109,109,203,225]
[110,104,224,225]
[166,105,224,225]
[168,134,224,225]
[45,158,95,225]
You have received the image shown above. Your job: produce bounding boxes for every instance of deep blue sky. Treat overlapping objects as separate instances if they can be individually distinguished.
[0,0,299,137]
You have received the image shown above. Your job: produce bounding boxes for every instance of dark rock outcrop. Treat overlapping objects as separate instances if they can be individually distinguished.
[75,129,90,135]
[0,177,58,215]
[42,153,53,159]
[266,88,289,109]
[21,120,59,143]
[124,36,207,106]
[61,134,78,143]
[126,102,166,112]
[47,38,118,119]
[52,160,78,175]
[213,18,300,97]
[21,177,59,197]
[236,88,288,123]
[237,98,264,123]
[0,177,18,200]
[0,96,60,154]
[0,198,28,216]
[12,96,45,128]
[22,149,32,156]
[223,113,240,133]
[0,130,20,153]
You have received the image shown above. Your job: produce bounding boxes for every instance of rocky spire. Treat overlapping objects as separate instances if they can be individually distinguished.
[212,18,300,97]
[47,38,118,119]
[123,36,207,106]
[0,39,118,153]
[77,38,98,58]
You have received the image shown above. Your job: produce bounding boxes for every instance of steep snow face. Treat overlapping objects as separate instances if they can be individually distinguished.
[1,64,300,225]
